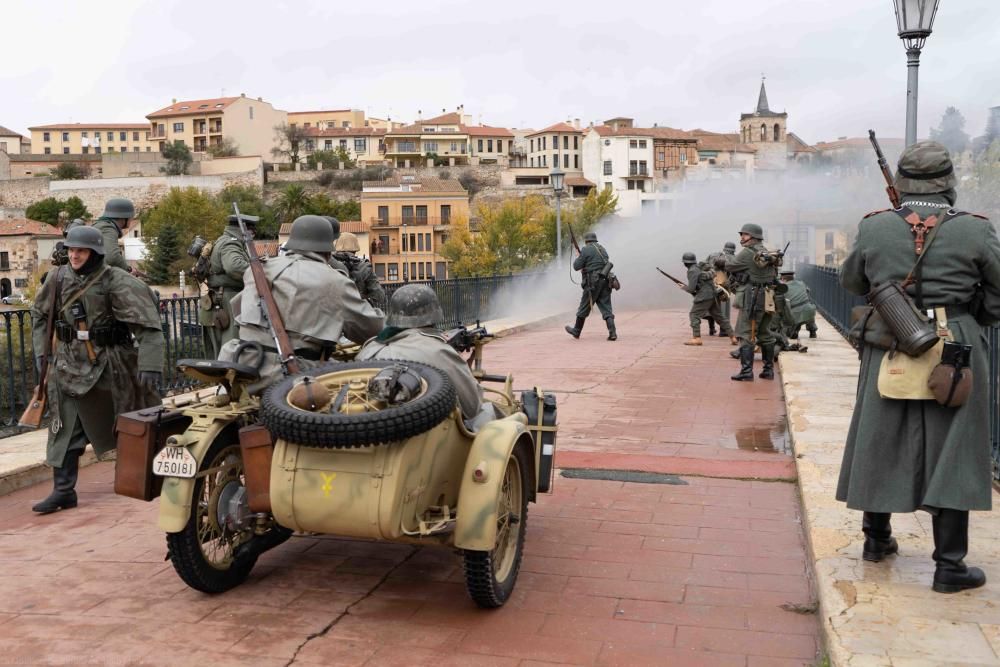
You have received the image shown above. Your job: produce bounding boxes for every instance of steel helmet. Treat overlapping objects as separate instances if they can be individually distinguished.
[386,284,444,328]
[63,226,105,255]
[335,232,360,253]
[583,231,598,243]
[723,241,736,252]
[739,223,763,239]
[285,215,335,253]
[895,140,957,195]
[101,198,135,220]
[682,252,697,263]
[323,216,341,240]
[226,213,259,227]
[63,218,86,237]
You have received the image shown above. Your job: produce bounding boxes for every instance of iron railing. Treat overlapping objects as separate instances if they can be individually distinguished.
[799,263,1000,481]
[0,273,542,429]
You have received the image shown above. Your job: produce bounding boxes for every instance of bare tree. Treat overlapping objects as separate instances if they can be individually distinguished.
[271,123,307,165]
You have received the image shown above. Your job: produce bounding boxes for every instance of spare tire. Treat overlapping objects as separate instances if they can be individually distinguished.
[259,360,457,449]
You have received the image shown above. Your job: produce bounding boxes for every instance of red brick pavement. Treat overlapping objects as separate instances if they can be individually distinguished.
[0,309,819,666]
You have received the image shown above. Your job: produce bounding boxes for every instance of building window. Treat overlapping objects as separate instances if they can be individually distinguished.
[173,122,184,132]
[82,147,89,154]
[573,136,578,149]
[339,139,348,150]
[825,232,835,249]
[451,142,459,153]
[249,106,254,120]
[81,131,88,138]
[416,206,428,223]
[95,147,101,154]
[573,154,579,169]
[417,234,424,251]
[0,252,8,269]
[627,180,635,190]
[146,147,152,152]
[530,157,534,167]
[377,206,389,224]
[133,131,139,141]
[324,140,332,150]
[399,141,416,152]
[530,139,534,153]
[342,121,350,128]
[562,136,568,150]
[119,131,126,141]
[630,139,637,148]
[760,124,766,141]
[61,132,69,141]
[487,139,493,153]
[14,278,28,288]
[355,138,366,153]
[424,141,438,153]
[680,151,687,163]
[106,132,112,141]
[541,137,546,150]
[563,154,569,168]
[497,140,503,153]
[43,132,50,142]
[441,205,451,223]
[638,140,647,149]
[477,139,483,153]
[44,147,51,154]
[120,147,127,152]
[774,123,780,141]
[603,160,612,176]
[639,160,647,175]
[63,147,70,154]
[133,146,139,152]
[418,263,425,279]
[388,264,399,281]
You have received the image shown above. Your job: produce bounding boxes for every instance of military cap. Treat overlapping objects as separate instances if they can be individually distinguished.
[226,213,259,226]
[335,232,360,253]
[323,216,341,240]
[583,231,598,243]
[285,215,335,253]
[682,251,697,263]
[739,223,763,239]
[723,241,736,251]
[64,226,105,255]
[386,284,444,328]
[101,197,135,220]
[894,140,957,195]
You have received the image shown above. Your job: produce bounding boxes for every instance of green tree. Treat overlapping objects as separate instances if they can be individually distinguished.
[160,141,193,175]
[964,139,1000,222]
[544,187,619,254]
[272,183,311,225]
[304,192,361,220]
[441,196,551,277]
[207,138,239,158]
[272,123,306,165]
[142,223,183,285]
[143,187,227,247]
[216,184,278,239]
[25,196,91,227]
[52,162,88,180]
[930,107,971,156]
[307,147,354,170]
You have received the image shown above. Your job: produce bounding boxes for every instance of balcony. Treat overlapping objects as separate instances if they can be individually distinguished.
[370,216,451,227]
[628,167,651,177]
[194,124,207,136]
[209,123,222,134]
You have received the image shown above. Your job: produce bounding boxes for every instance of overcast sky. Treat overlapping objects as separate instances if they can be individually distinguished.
[5,0,998,144]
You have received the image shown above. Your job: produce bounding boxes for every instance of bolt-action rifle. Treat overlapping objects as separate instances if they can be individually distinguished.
[655,267,688,291]
[19,267,64,429]
[566,222,581,255]
[869,130,902,209]
[234,202,300,376]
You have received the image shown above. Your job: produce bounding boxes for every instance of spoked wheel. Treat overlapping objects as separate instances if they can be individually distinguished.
[463,444,530,608]
[166,433,257,593]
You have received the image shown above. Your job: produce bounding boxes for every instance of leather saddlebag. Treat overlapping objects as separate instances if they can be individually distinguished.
[114,407,192,501]
[239,423,274,513]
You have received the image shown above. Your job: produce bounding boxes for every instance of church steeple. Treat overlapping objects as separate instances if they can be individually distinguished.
[756,76,770,114]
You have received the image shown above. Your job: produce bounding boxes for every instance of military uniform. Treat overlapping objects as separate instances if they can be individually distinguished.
[837,141,1000,594]
[91,198,135,272]
[202,221,251,358]
[782,278,817,338]
[706,243,737,328]
[566,233,617,340]
[683,253,734,344]
[333,232,387,310]
[221,215,385,394]
[725,224,780,380]
[30,226,163,513]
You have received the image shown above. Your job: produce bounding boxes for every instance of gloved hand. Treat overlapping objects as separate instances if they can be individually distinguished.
[137,371,162,393]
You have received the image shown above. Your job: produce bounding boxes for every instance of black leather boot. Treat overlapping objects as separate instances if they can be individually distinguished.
[729,349,740,359]
[32,450,81,514]
[862,512,898,562]
[606,317,617,341]
[708,318,717,336]
[731,345,755,381]
[758,344,775,380]
[932,509,986,593]
[565,317,585,339]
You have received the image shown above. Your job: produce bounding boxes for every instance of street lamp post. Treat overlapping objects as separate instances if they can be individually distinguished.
[550,167,565,266]
[892,0,941,147]
[401,222,407,282]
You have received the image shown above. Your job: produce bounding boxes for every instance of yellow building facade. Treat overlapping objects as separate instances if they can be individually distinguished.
[288,109,366,131]
[361,178,470,281]
[146,94,287,157]
[28,123,155,155]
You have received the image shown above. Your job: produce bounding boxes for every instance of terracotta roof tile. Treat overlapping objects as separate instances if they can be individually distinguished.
[786,132,816,153]
[0,218,63,237]
[565,176,595,188]
[421,112,462,125]
[361,178,467,193]
[302,127,386,138]
[147,97,241,119]
[463,125,514,138]
[527,122,583,137]
[253,240,280,257]
[0,125,25,138]
[29,122,150,130]
[591,125,695,141]
[691,130,757,153]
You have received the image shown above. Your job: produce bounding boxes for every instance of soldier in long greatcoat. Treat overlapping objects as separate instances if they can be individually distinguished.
[30,226,164,513]
[837,141,1000,593]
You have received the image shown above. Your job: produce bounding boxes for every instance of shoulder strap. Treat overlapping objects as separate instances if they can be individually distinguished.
[59,266,108,317]
[45,266,65,357]
[902,209,962,309]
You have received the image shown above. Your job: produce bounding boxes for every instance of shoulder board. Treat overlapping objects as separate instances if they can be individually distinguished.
[971,213,990,221]
[862,209,891,219]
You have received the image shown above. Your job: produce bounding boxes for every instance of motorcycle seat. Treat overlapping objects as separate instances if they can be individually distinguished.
[177,359,260,384]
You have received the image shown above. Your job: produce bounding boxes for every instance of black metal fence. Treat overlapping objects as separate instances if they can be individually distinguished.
[799,263,1000,481]
[0,273,543,428]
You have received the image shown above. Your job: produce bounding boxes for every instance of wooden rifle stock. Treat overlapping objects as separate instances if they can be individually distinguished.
[566,222,581,255]
[234,203,301,376]
[19,266,63,429]
[655,267,688,291]
[869,130,902,209]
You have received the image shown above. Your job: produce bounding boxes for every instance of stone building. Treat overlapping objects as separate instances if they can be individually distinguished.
[739,78,789,171]
[0,218,62,300]
[0,126,26,155]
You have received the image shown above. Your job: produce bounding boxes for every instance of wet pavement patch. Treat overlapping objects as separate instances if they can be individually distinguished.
[560,468,688,485]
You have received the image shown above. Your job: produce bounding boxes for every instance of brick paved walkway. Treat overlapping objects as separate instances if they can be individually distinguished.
[0,309,819,666]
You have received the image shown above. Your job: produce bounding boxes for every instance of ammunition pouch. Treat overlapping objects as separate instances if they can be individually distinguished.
[55,320,74,343]
[91,322,132,347]
[867,281,939,357]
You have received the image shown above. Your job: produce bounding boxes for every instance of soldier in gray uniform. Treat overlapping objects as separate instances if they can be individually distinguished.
[705,241,737,334]
[779,269,818,338]
[91,197,134,271]
[357,284,483,421]
[565,231,617,341]
[201,213,256,359]
[723,223,780,381]
[221,215,384,394]
[682,252,735,346]
[30,226,164,513]
[838,141,1000,594]
[334,232,387,310]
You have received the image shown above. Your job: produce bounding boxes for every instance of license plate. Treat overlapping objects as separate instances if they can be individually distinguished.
[152,446,197,478]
